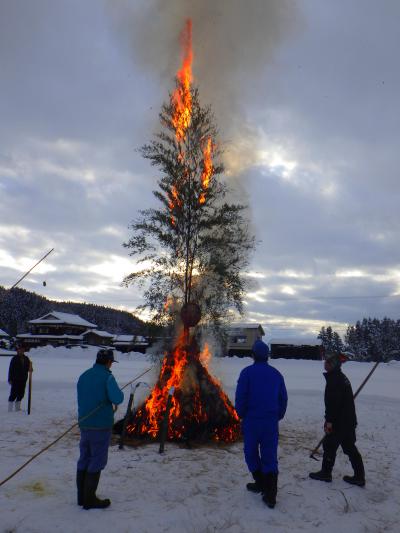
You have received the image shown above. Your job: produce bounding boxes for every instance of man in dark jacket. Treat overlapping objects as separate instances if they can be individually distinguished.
[77,349,124,510]
[8,344,32,412]
[309,353,365,486]
[235,340,288,509]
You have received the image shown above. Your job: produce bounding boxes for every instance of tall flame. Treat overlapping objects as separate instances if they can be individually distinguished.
[199,138,213,204]
[171,19,193,142]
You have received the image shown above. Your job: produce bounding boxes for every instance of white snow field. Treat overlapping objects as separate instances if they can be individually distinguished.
[1,346,399,533]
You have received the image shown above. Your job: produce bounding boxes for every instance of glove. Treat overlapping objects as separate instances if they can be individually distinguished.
[324,422,333,434]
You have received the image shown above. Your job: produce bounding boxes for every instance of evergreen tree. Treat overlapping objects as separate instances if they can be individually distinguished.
[123,82,255,327]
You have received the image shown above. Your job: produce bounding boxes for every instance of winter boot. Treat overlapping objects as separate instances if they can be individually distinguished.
[246,470,263,493]
[262,472,278,509]
[309,470,332,482]
[77,470,86,506]
[15,401,21,411]
[309,455,334,482]
[343,453,365,487]
[83,471,111,510]
[8,402,13,412]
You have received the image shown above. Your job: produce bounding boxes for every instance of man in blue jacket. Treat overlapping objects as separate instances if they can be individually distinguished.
[235,340,288,508]
[77,349,124,510]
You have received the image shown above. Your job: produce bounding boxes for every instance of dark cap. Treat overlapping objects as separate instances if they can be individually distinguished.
[325,352,348,370]
[96,349,118,364]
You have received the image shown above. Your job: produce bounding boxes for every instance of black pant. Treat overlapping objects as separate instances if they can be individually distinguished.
[322,428,364,477]
[9,380,27,402]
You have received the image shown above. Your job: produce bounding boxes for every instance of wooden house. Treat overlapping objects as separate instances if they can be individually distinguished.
[82,329,114,347]
[17,311,97,348]
[226,323,265,357]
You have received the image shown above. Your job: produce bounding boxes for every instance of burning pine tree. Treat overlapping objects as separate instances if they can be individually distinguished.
[123,20,254,444]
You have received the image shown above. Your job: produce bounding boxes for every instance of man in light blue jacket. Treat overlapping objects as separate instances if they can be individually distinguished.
[235,340,288,509]
[77,349,124,510]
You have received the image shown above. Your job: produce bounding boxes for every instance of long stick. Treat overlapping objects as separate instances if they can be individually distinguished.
[0,365,153,488]
[11,248,54,290]
[310,360,380,459]
[27,364,33,415]
[159,387,174,454]
[119,391,135,450]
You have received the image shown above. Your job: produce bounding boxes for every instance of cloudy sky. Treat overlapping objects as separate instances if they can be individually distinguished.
[1,0,399,340]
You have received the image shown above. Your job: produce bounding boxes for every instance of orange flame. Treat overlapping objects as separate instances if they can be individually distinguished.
[199,342,212,367]
[168,185,182,226]
[199,137,213,204]
[171,19,193,142]
[126,331,240,442]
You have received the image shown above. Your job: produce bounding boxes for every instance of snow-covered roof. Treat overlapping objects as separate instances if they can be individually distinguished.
[269,336,321,346]
[82,329,114,338]
[17,333,84,341]
[228,323,265,335]
[113,334,148,345]
[113,334,134,342]
[29,311,97,328]
[0,328,9,337]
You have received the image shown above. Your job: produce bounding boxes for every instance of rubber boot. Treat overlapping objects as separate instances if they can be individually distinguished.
[343,452,365,487]
[262,472,278,509]
[83,471,111,510]
[246,470,263,493]
[77,470,86,506]
[8,402,13,412]
[309,456,333,482]
[15,401,21,411]
[309,470,332,482]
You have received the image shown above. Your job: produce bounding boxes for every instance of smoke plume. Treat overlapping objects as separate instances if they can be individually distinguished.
[108,0,300,174]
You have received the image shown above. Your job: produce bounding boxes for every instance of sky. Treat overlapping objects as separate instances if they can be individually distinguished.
[1,0,399,340]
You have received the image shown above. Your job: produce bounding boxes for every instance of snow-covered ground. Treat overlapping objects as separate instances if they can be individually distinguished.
[1,346,399,532]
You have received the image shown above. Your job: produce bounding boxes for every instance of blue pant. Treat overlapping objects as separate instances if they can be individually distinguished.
[242,418,279,474]
[77,429,111,473]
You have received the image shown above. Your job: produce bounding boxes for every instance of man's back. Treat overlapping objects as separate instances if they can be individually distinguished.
[235,362,287,420]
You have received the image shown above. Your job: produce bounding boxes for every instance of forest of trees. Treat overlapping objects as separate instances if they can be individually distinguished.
[318,318,400,362]
[0,286,144,337]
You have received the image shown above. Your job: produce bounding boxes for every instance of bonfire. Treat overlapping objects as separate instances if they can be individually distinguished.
[122,19,244,445]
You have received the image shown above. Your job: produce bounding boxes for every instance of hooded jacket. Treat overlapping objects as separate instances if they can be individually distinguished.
[77,363,124,429]
[235,361,288,421]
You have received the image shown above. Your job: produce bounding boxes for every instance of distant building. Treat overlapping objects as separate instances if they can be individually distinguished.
[226,323,265,357]
[17,311,98,349]
[0,328,10,349]
[113,334,149,354]
[269,336,322,360]
[81,329,114,347]
[0,328,10,339]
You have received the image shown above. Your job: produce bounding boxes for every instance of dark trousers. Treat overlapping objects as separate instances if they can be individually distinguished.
[9,380,27,402]
[322,428,364,477]
[77,429,111,473]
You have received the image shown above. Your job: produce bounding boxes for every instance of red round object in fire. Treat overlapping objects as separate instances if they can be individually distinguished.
[180,302,201,328]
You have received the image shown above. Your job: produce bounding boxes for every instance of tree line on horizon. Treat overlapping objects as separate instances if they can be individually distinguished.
[318,318,400,362]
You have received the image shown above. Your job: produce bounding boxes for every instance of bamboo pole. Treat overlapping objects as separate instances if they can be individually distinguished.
[310,360,381,459]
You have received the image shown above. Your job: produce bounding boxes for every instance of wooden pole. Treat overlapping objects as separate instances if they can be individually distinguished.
[11,248,54,290]
[159,387,175,454]
[119,391,135,449]
[27,362,33,415]
[310,360,381,459]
